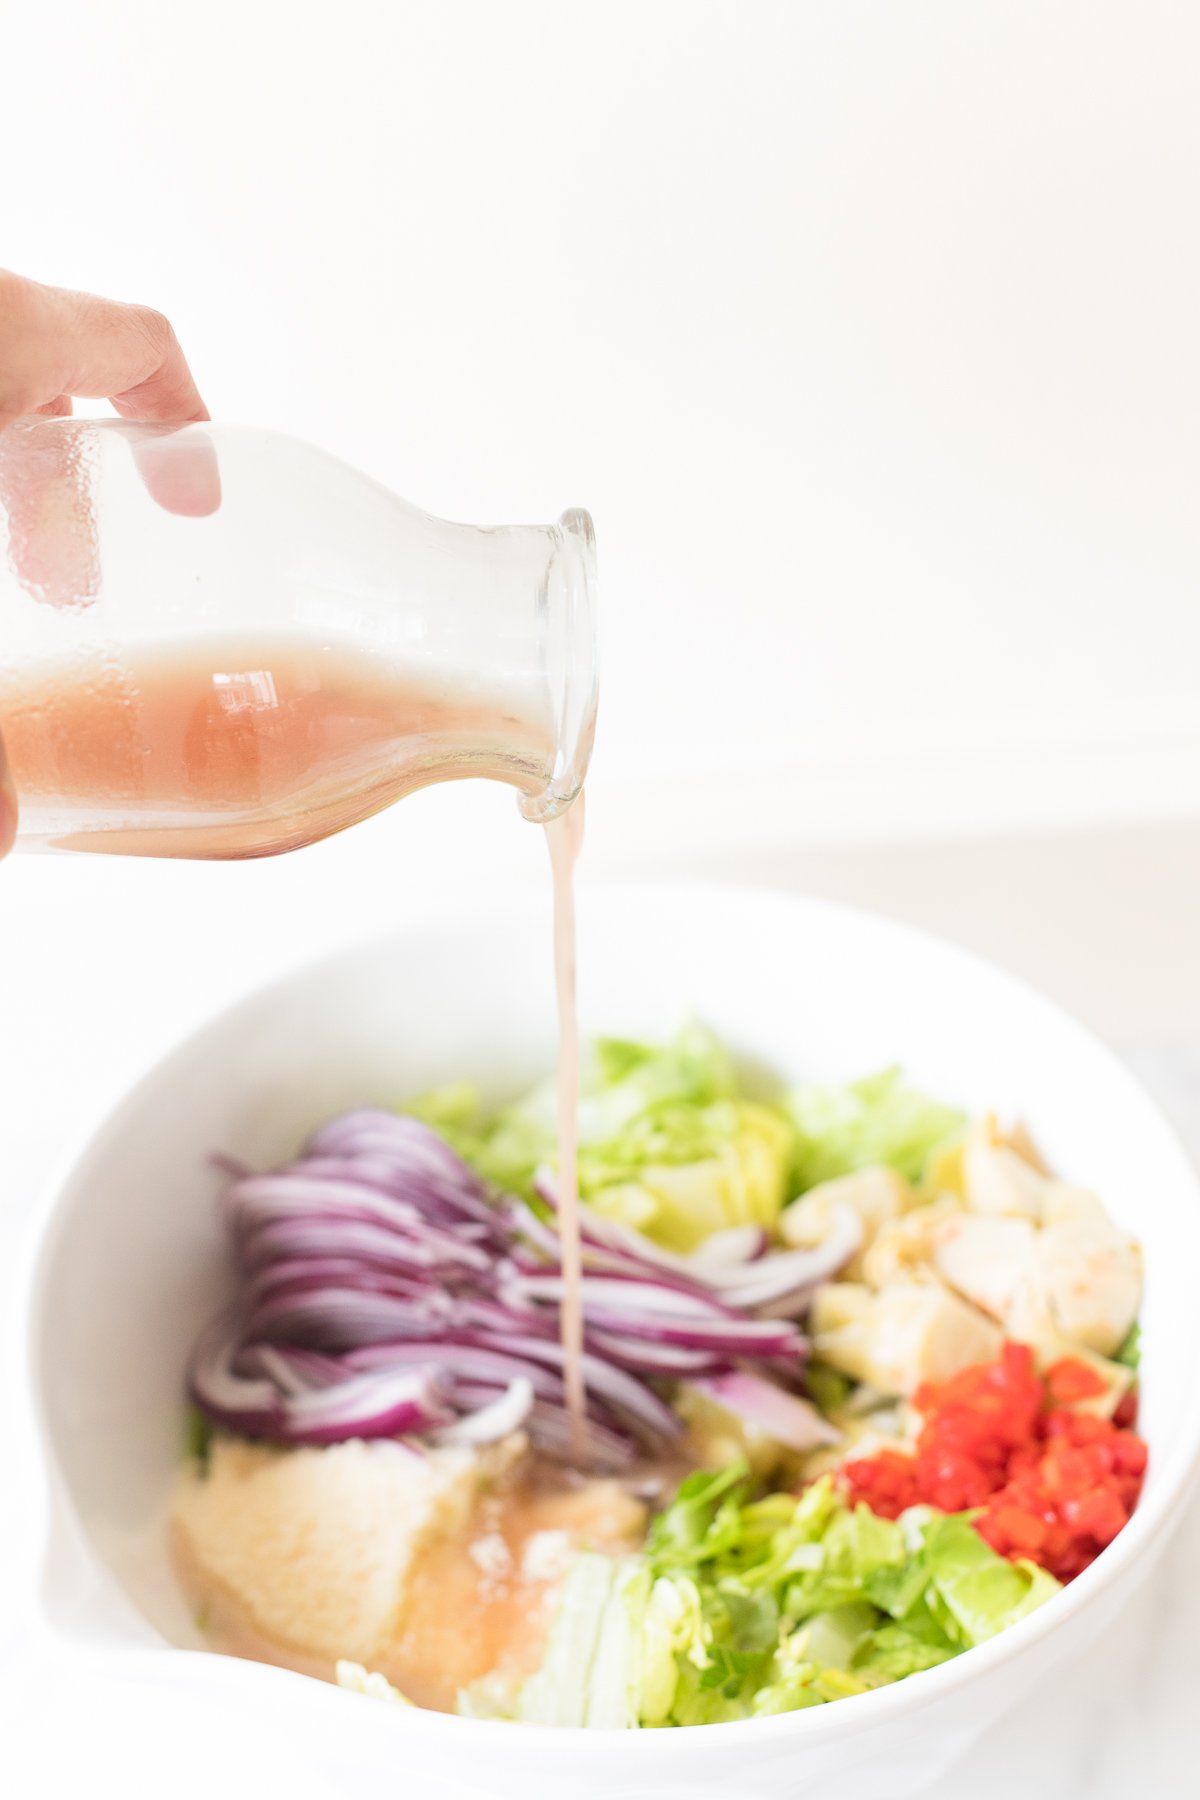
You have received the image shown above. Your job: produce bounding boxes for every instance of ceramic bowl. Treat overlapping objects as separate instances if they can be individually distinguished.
[24,883,1200,1799]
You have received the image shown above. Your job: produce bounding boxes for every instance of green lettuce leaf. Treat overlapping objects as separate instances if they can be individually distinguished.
[633,1472,1060,1726]
[788,1067,965,1190]
[586,1561,652,1729]
[516,1553,619,1726]
[410,1025,795,1251]
[916,1513,1061,1646]
[514,1554,651,1729]
[507,1471,1062,1728]
[335,1661,412,1705]
[1115,1321,1142,1371]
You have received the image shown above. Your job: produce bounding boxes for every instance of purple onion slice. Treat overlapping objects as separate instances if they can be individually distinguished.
[687,1371,842,1451]
[433,1378,534,1445]
[189,1105,856,1466]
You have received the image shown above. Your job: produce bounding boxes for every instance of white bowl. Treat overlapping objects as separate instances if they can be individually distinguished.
[24,882,1200,1799]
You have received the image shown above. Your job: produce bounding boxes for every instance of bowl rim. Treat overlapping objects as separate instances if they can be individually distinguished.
[22,877,1200,1757]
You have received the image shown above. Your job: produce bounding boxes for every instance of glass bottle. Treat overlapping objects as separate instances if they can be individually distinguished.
[0,417,596,857]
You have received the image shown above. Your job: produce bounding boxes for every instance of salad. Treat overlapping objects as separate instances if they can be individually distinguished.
[173,1027,1145,1726]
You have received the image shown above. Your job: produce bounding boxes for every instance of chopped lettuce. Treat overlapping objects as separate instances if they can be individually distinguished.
[515,1555,648,1728]
[335,1661,412,1705]
[584,1561,652,1729]
[915,1513,1061,1646]
[409,1034,966,1252]
[184,1405,213,1469]
[410,1025,795,1251]
[788,1068,965,1191]
[496,1466,1062,1729]
[803,1360,854,1417]
[1115,1321,1142,1371]
[628,1471,1059,1726]
[516,1553,617,1726]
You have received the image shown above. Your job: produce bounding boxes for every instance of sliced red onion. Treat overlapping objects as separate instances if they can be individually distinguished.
[274,1366,451,1446]
[721,1208,864,1314]
[463,1331,684,1444]
[580,1311,803,1356]
[522,1403,638,1470]
[246,1258,439,1304]
[240,1215,488,1276]
[687,1371,842,1451]
[228,1180,492,1269]
[188,1311,283,1438]
[532,1171,860,1313]
[245,1285,455,1348]
[243,1343,313,1397]
[307,1113,491,1203]
[190,1106,855,1466]
[346,1340,567,1402]
[298,1162,504,1239]
[584,1328,723,1376]
[238,1344,347,1389]
[509,1272,745,1321]
[433,1378,534,1445]
[686,1225,769,1268]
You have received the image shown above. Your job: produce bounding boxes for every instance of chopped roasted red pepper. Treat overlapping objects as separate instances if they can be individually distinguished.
[1045,1357,1108,1403]
[840,1341,1147,1582]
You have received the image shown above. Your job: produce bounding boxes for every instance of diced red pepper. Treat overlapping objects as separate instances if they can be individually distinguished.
[1112,1388,1140,1430]
[839,1341,1148,1583]
[1045,1357,1108,1403]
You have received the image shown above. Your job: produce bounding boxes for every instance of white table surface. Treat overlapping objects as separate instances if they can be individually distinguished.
[2,810,1198,1796]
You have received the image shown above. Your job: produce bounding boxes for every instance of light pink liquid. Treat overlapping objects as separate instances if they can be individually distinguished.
[547,799,587,1454]
[0,635,555,857]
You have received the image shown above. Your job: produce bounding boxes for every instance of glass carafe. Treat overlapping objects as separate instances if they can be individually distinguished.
[0,417,596,857]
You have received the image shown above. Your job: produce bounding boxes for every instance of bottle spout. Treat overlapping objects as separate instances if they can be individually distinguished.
[518,506,598,824]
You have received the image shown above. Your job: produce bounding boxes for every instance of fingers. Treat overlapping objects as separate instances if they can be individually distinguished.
[0,415,220,610]
[0,273,219,603]
[0,419,101,606]
[0,730,15,858]
[0,270,209,425]
[125,424,222,519]
[101,300,210,426]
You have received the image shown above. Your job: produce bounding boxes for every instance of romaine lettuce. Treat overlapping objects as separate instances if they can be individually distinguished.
[409,1036,967,1251]
[788,1067,965,1190]
[631,1470,1059,1726]
[409,1025,795,1250]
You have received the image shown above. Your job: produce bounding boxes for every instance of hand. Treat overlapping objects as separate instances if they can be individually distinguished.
[0,269,207,431]
[0,270,209,857]
[0,737,14,858]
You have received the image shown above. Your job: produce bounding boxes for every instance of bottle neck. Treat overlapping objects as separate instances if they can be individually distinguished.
[518,506,598,824]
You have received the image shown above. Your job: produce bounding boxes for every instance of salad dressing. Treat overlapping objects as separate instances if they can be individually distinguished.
[547,798,587,1450]
[0,635,557,857]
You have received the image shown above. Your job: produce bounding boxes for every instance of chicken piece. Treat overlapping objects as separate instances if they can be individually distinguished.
[1006,1121,1051,1173]
[1040,1183,1108,1227]
[931,1212,1038,1321]
[963,1140,1049,1220]
[861,1195,962,1289]
[809,1280,1003,1397]
[1033,1214,1143,1357]
[781,1167,911,1277]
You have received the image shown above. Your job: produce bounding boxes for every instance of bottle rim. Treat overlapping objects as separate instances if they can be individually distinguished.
[518,506,598,825]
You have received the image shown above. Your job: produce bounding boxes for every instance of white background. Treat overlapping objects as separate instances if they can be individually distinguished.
[3,4,1200,1796]
[4,0,1199,849]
